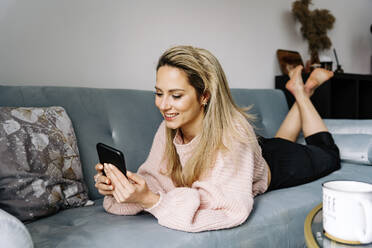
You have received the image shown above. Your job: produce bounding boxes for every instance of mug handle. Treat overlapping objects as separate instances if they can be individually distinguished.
[358,199,372,244]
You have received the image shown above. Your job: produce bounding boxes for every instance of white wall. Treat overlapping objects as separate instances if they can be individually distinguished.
[0,0,371,90]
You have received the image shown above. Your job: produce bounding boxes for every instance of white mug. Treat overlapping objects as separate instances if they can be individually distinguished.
[322,180,372,244]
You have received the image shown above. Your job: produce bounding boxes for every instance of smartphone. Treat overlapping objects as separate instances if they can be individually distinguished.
[96,143,127,177]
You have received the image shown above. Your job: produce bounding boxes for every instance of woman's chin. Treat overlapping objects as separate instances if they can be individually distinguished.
[164,121,180,130]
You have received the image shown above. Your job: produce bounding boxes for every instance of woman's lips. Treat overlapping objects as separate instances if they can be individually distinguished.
[164,113,179,121]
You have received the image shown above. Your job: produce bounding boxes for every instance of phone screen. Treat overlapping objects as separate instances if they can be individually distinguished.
[96,143,127,177]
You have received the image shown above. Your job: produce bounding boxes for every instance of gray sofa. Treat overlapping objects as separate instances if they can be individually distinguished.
[0,85,371,248]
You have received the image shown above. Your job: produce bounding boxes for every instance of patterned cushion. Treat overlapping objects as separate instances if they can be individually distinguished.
[0,107,91,222]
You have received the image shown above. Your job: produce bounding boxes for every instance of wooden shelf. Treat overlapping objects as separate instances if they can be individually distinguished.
[275,73,372,119]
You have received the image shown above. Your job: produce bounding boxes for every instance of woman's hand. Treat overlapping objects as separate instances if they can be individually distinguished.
[94,163,114,196]
[104,163,160,209]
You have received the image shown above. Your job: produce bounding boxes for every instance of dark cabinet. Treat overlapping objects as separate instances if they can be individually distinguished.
[275,73,372,119]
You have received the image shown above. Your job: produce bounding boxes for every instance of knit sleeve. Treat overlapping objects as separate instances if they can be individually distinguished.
[103,122,168,215]
[146,138,264,232]
[103,196,143,215]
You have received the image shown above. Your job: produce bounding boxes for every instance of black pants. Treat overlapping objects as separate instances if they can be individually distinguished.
[258,132,341,191]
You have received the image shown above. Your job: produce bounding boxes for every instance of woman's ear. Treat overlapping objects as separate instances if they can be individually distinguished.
[201,91,211,106]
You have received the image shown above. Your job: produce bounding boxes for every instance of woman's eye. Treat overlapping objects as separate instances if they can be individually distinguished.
[172,95,182,99]
[154,92,163,97]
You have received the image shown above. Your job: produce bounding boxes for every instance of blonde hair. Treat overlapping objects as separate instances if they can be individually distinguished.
[157,45,259,187]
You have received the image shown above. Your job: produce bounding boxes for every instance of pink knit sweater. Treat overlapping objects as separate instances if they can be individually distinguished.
[103,121,269,232]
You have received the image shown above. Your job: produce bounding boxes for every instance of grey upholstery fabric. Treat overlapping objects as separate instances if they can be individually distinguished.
[331,134,372,165]
[324,119,372,164]
[297,119,372,165]
[0,209,33,248]
[0,86,163,200]
[25,163,372,248]
[230,89,288,138]
[0,85,371,248]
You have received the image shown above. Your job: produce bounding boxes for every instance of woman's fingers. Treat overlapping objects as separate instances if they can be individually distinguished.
[95,163,104,172]
[101,166,151,205]
[96,180,114,195]
[105,163,136,203]
[96,181,113,191]
[98,189,112,196]
[113,190,123,203]
[95,182,113,197]
[105,164,134,190]
[94,170,114,197]
[96,174,111,185]
[127,171,144,185]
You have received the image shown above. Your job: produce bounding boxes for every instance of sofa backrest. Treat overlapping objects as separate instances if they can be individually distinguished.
[0,85,288,199]
[230,89,288,138]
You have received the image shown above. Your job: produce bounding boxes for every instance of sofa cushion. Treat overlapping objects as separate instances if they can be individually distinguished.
[0,86,163,200]
[230,89,288,138]
[0,209,33,248]
[296,119,372,165]
[324,119,372,165]
[297,134,372,165]
[332,134,372,165]
[0,107,91,222]
[25,162,372,248]
[324,119,372,135]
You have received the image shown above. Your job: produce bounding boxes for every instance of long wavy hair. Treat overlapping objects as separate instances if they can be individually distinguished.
[157,45,259,187]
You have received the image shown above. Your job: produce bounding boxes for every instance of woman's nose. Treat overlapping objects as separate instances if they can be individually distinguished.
[159,96,171,110]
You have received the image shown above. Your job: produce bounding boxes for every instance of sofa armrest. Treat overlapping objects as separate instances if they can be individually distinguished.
[324,119,372,165]
[324,119,372,135]
[332,134,372,165]
[0,209,33,248]
[297,119,372,165]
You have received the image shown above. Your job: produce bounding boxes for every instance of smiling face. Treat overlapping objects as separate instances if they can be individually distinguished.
[155,65,206,141]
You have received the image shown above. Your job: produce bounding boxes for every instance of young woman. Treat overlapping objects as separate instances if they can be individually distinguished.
[94,46,340,232]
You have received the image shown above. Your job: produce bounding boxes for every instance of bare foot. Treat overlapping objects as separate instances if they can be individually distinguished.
[286,65,306,99]
[304,68,334,96]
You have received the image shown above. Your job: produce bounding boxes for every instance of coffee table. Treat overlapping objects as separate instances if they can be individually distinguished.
[304,203,372,248]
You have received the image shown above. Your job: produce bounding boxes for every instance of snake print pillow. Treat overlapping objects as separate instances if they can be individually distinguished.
[0,107,91,222]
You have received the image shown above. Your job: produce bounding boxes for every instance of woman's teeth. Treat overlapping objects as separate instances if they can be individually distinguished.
[165,113,178,118]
